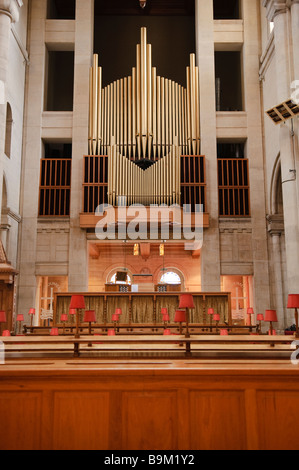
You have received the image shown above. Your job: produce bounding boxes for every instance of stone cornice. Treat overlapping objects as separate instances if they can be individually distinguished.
[0,0,23,23]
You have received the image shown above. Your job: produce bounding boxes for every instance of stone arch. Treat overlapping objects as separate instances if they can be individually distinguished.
[270,154,283,216]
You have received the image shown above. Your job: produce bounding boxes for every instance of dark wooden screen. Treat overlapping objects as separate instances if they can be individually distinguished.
[218,158,250,217]
[180,155,206,212]
[83,155,109,213]
[39,158,71,217]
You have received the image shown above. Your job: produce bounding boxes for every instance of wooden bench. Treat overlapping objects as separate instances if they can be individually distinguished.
[1,334,296,358]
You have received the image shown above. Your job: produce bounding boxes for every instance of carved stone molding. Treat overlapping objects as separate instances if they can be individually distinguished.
[266,214,285,236]
[0,0,22,23]
[263,0,299,21]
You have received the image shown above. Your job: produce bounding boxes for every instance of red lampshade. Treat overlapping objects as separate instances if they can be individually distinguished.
[84,310,96,323]
[0,311,6,323]
[287,295,299,309]
[16,314,24,322]
[213,314,220,322]
[50,328,59,336]
[112,314,119,322]
[60,314,68,322]
[265,310,278,322]
[208,308,214,315]
[247,308,254,315]
[115,308,122,315]
[2,330,10,337]
[162,314,170,322]
[69,308,77,315]
[257,314,264,322]
[69,295,85,310]
[179,294,195,309]
[29,308,35,315]
[220,329,228,336]
[163,329,171,336]
[108,329,116,336]
[161,308,168,315]
[174,310,186,322]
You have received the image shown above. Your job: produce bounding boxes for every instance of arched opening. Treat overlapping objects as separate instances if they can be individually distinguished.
[107,269,132,286]
[271,155,284,216]
[4,103,12,159]
[159,268,185,290]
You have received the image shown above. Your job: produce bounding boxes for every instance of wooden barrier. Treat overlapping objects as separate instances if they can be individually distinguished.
[1,354,299,450]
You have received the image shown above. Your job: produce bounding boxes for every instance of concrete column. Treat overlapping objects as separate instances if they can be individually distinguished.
[271,232,286,330]
[290,0,299,250]
[270,3,299,294]
[68,0,94,292]
[0,0,21,223]
[243,0,271,315]
[17,0,47,319]
[195,0,221,292]
[291,0,299,81]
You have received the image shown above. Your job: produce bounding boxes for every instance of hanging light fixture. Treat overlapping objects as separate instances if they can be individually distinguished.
[139,0,147,9]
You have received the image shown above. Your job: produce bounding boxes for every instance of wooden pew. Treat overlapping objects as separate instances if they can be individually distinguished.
[1,334,295,359]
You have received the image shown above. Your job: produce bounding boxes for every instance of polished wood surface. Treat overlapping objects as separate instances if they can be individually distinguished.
[0,355,299,450]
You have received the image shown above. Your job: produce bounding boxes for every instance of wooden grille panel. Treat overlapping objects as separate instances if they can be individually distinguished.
[218,158,250,217]
[180,155,206,212]
[83,155,108,213]
[39,158,71,217]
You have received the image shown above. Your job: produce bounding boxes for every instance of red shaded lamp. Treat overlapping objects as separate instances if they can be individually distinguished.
[16,314,24,335]
[174,309,186,335]
[2,330,10,337]
[179,294,195,338]
[161,308,170,325]
[220,329,228,336]
[207,308,214,332]
[28,308,35,328]
[50,328,59,336]
[163,329,171,336]
[265,310,278,336]
[60,313,68,335]
[213,313,220,332]
[115,308,122,316]
[247,308,254,326]
[69,295,86,339]
[0,311,6,336]
[108,329,116,336]
[84,310,96,336]
[287,294,299,338]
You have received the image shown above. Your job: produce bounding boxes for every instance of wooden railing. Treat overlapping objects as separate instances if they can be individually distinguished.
[39,158,72,217]
[218,158,250,217]
[83,155,108,213]
[180,155,206,213]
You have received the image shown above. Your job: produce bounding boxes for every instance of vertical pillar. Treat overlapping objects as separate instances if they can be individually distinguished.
[290,0,299,248]
[68,0,94,292]
[0,0,21,222]
[243,0,271,315]
[17,0,47,319]
[268,1,299,294]
[271,232,286,329]
[195,0,221,292]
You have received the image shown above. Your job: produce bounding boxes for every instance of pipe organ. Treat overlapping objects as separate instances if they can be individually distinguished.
[88,27,201,207]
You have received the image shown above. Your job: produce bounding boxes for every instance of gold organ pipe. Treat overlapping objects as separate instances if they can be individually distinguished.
[147,43,152,158]
[92,54,98,155]
[97,66,102,154]
[89,67,93,155]
[141,27,147,158]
